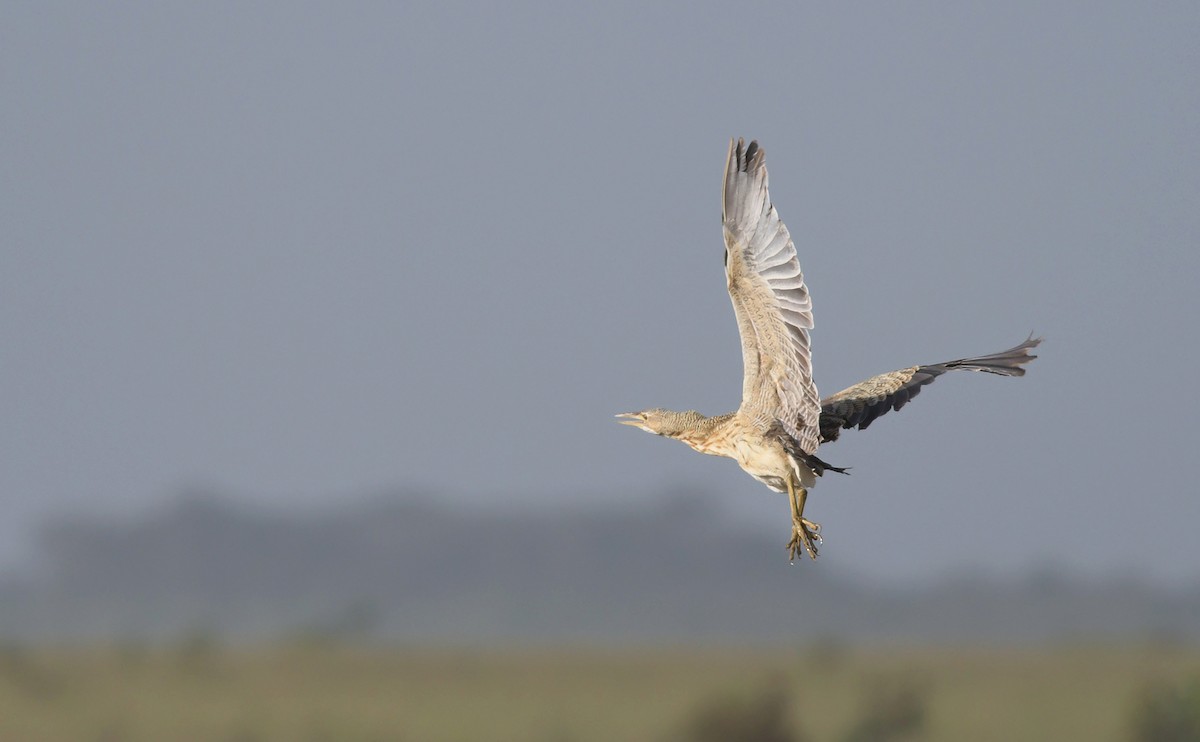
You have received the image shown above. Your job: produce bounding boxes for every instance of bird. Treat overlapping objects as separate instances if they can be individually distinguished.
[617,138,1040,562]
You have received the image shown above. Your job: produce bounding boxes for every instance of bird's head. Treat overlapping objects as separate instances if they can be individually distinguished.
[615,408,704,438]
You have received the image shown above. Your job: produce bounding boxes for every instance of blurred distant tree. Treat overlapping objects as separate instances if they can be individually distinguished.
[174,623,222,676]
[840,678,927,742]
[666,677,806,742]
[1131,677,1200,742]
[0,640,62,699]
[290,599,384,647]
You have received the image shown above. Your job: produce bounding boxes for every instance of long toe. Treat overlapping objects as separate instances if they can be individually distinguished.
[786,531,803,563]
[802,533,819,560]
[802,519,823,547]
[786,524,818,562]
[794,522,818,560]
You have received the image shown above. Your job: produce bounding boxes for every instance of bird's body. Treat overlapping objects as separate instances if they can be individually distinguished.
[725,425,818,492]
[618,138,1039,562]
[662,412,815,492]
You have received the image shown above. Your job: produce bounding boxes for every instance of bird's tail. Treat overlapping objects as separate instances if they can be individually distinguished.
[798,450,850,477]
[931,334,1042,377]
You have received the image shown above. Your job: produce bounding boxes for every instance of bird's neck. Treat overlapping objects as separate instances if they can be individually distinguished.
[672,412,736,454]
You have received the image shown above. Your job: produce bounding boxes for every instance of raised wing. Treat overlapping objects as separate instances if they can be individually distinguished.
[819,336,1041,443]
[723,138,821,454]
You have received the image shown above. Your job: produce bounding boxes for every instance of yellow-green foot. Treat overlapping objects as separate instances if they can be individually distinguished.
[786,518,822,562]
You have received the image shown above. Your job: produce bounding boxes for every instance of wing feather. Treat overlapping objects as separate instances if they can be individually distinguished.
[723,138,821,454]
[819,336,1042,442]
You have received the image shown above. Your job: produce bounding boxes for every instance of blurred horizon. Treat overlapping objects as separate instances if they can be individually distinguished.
[16,482,1200,591]
[4,488,1197,646]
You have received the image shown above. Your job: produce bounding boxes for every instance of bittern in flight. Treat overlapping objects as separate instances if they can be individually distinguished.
[617,139,1039,562]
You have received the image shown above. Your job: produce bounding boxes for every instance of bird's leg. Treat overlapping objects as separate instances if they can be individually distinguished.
[785,472,821,562]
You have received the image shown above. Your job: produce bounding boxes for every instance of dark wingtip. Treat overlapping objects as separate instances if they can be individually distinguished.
[744,139,759,166]
[1024,333,1044,359]
[937,335,1043,376]
[733,137,763,174]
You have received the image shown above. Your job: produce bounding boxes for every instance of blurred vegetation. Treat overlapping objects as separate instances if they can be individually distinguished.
[665,676,805,742]
[662,672,929,742]
[0,640,63,700]
[0,642,1194,741]
[1131,675,1200,742]
[840,677,928,742]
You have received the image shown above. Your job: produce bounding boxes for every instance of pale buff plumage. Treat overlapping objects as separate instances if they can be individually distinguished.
[618,138,1039,562]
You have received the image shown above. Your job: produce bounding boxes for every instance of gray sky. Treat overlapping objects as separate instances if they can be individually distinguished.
[3,2,1197,585]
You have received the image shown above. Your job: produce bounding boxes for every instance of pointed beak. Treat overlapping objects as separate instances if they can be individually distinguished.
[615,412,643,427]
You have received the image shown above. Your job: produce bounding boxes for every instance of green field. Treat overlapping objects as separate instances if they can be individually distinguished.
[0,641,1195,741]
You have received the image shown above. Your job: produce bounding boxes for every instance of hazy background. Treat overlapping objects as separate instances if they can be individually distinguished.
[3,1,1198,596]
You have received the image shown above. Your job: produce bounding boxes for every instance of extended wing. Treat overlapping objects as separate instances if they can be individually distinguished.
[723,138,821,454]
[819,336,1041,443]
